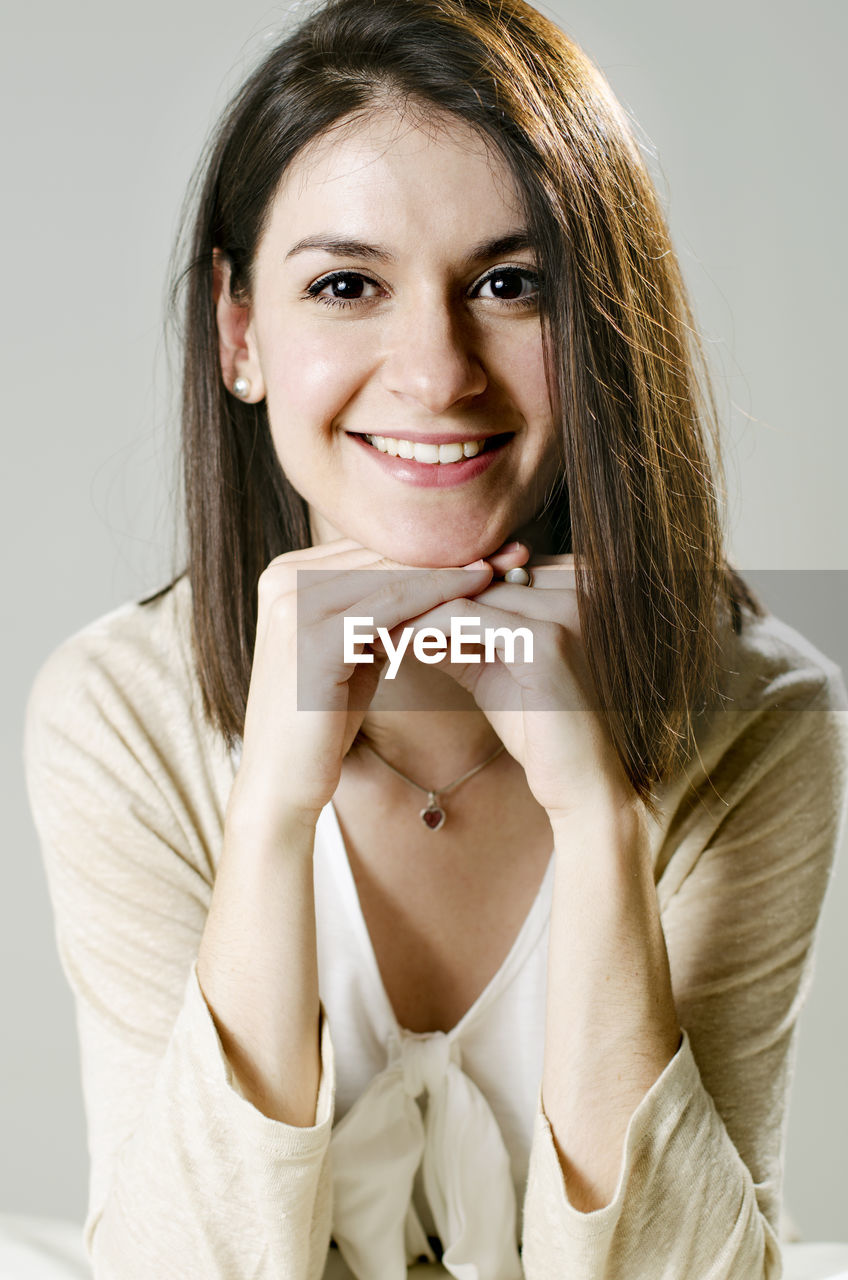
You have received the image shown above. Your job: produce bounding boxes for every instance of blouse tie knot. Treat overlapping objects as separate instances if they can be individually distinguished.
[396,1028,457,1099]
[330,1025,523,1279]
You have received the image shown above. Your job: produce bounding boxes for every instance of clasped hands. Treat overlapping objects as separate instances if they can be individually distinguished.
[373,539,637,823]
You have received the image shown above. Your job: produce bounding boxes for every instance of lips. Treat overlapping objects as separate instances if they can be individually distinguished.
[345,428,514,489]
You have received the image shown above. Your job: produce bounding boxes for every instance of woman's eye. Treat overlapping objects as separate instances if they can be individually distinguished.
[306,271,383,308]
[305,265,540,310]
[473,267,540,306]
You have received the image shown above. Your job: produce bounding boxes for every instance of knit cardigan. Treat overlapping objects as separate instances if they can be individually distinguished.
[23,574,848,1279]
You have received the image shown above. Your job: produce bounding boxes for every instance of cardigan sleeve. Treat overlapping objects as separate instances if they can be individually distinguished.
[520,660,848,1279]
[23,613,337,1280]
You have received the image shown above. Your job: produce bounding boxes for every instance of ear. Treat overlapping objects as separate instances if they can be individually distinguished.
[213,249,266,402]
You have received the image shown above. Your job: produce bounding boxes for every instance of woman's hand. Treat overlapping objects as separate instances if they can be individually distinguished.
[227,538,526,837]
[379,553,639,824]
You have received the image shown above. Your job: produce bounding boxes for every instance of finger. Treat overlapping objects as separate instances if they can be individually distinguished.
[486,540,532,574]
[454,580,579,632]
[383,598,588,701]
[382,598,546,671]
[381,589,580,666]
[262,546,411,606]
[524,554,576,568]
[267,537,364,566]
[302,562,495,634]
[266,541,493,583]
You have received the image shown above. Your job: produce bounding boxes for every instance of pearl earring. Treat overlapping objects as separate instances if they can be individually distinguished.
[232,376,251,399]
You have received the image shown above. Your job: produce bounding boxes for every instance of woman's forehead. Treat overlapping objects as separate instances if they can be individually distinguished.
[266,104,526,246]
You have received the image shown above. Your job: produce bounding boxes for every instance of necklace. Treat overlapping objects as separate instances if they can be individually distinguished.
[358,738,506,832]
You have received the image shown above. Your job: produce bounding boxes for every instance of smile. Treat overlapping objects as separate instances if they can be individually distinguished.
[364,434,489,464]
[346,430,514,488]
[359,432,513,463]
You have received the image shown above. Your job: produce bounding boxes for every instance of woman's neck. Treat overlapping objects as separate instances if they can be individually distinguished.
[352,653,503,786]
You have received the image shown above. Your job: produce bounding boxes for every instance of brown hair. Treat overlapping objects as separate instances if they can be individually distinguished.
[166,0,762,812]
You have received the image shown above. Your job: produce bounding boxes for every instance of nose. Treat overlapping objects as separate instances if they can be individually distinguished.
[380,295,488,414]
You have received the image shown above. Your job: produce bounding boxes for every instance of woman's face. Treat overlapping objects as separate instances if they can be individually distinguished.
[222,104,563,566]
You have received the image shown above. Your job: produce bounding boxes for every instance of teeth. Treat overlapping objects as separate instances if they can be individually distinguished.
[438,442,464,463]
[414,442,441,464]
[362,435,485,464]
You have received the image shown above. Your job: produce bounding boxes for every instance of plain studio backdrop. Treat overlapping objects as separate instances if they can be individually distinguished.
[2,0,846,1242]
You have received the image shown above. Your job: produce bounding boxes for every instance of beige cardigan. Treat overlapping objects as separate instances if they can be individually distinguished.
[23,574,848,1279]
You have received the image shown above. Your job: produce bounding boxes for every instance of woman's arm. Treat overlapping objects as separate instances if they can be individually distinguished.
[522,666,848,1280]
[23,598,336,1280]
[541,801,681,1213]
[196,812,323,1129]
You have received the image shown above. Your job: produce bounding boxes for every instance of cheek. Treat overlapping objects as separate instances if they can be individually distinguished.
[259,327,371,425]
[494,330,554,422]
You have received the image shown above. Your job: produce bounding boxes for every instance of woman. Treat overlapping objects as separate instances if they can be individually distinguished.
[23,0,848,1277]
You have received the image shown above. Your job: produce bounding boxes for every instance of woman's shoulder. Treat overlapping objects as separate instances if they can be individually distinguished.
[24,577,236,961]
[659,600,848,827]
[649,603,848,894]
[720,599,847,717]
[27,573,196,716]
[24,573,227,782]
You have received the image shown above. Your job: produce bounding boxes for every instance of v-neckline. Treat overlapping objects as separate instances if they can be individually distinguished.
[320,799,555,1041]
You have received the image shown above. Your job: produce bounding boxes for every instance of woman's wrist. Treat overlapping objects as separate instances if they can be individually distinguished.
[547,785,649,851]
[223,791,320,861]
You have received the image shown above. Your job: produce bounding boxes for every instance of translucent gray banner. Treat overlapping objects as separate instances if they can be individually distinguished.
[294,567,848,716]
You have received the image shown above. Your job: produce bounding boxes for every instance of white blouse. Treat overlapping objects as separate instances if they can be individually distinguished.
[313,799,555,1277]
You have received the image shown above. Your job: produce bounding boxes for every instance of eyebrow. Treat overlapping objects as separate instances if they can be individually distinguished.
[283,230,536,268]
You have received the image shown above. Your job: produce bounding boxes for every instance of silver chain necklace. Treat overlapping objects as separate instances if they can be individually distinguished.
[358,739,506,832]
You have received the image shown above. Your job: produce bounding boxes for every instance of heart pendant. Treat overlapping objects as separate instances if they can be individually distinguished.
[420,800,446,832]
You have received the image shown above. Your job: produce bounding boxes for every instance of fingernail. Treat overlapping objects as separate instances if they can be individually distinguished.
[462,558,488,570]
[500,541,521,553]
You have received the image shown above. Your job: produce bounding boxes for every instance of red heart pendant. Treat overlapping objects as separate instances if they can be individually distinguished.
[420,805,446,832]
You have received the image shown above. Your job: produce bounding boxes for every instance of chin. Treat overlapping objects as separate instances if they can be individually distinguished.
[360,523,496,568]
[312,506,511,566]
[390,542,502,570]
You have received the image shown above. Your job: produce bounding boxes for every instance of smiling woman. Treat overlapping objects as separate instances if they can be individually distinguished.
[21,1,848,1278]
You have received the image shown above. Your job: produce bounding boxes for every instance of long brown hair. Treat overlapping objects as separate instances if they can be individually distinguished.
[166,0,762,812]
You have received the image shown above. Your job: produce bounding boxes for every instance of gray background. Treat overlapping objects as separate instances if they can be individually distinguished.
[3,0,846,1241]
